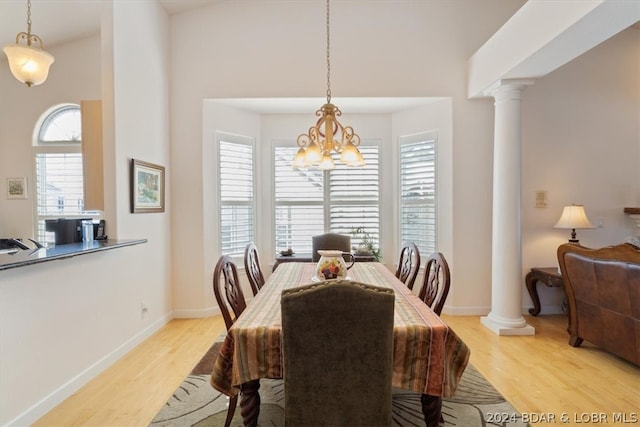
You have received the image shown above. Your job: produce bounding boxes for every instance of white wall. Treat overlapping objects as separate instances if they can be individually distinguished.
[0,1,173,424]
[521,26,640,313]
[169,0,527,314]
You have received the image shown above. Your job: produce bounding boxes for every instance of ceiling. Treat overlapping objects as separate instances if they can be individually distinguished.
[0,0,441,114]
[0,0,222,50]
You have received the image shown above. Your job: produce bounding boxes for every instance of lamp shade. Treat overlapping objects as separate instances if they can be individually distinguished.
[554,205,595,229]
[3,44,54,87]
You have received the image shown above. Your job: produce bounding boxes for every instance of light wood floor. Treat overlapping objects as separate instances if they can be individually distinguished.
[35,314,639,427]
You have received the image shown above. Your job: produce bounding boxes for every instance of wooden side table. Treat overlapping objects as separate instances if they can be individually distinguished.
[525,267,564,316]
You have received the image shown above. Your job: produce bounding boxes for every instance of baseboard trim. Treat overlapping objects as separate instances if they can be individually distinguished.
[173,306,220,318]
[6,312,172,427]
[442,305,560,316]
[442,306,491,316]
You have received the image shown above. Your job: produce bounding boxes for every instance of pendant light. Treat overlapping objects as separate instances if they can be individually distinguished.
[293,0,365,170]
[3,0,55,87]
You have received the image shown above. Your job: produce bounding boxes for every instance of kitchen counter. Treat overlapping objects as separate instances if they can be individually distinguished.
[0,239,147,271]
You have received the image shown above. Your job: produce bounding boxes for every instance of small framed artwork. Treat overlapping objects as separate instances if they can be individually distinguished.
[130,159,165,213]
[7,177,27,199]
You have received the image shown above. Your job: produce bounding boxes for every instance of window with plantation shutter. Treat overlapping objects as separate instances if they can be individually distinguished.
[34,104,97,243]
[399,132,437,256]
[274,143,380,254]
[218,134,255,257]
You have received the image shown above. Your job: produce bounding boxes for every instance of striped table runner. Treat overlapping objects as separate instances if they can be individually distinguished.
[211,262,470,398]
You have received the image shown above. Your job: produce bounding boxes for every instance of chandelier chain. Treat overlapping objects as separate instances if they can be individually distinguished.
[326,0,331,103]
[27,0,32,33]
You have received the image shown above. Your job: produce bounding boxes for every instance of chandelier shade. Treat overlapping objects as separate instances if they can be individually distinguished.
[293,0,365,170]
[3,0,54,87]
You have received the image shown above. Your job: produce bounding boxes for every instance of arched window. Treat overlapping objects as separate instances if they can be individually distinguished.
[33,104,96,242]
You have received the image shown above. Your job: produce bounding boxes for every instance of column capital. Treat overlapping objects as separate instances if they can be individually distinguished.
[484,78,535,100]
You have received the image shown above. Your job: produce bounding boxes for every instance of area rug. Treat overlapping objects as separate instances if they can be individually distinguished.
[151,337,528,427]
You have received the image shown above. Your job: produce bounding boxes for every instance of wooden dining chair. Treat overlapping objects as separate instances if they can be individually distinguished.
[244,242,265,296]
[311,232,351,262]
[281,279,395,426]
[395,242,421,290]
[212,255,246,427]
[418,252,451,315]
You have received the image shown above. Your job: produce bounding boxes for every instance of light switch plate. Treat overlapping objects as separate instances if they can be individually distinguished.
[535,190,547,208]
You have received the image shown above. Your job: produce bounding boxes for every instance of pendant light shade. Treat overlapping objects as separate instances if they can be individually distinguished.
[3,44,54,87]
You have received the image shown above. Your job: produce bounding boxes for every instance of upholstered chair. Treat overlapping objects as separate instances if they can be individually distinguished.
[311,232,351,262]
[212,255,246,427]
[418,252,451,315]
[395,242,421,290]
[244,242,265,296]
[281,279,395,426]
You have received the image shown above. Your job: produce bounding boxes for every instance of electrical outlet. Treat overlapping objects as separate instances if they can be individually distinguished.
[597,218,604,228]
[141,302,149,319]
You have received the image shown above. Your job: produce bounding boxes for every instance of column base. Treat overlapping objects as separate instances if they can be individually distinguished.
[481,314,535,336]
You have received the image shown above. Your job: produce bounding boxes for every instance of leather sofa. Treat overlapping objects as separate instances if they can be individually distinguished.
[557,243,640,365]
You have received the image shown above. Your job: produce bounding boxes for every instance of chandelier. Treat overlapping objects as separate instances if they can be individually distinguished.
[292,0,365,170]
[3,0,55,87]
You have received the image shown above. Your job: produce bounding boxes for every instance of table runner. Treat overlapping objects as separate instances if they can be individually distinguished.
[210,262,469,398]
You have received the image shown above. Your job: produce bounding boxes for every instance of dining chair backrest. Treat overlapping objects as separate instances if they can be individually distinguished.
[213,255,247,331]
[212,254,246,427]
[418,252,451,315]
[281,279,395,427]
[311,232,351,262]
[395,242,421,290]
[244,242,265,296]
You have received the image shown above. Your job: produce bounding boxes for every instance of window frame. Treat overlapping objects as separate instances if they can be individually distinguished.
[32,103,99,243]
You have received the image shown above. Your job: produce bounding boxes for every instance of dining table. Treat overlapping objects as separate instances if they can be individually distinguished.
[210,262,470,427]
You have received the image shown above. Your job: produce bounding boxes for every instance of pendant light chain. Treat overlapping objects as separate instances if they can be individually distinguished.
[326,0,331,103]
[292,0,364,169]
[26,0,33,40]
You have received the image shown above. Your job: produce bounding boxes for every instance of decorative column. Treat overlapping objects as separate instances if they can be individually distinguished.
[481,79,535,336]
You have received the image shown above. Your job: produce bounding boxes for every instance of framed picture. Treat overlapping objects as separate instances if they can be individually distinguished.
[7,177,27,199]
[130,159,165,213]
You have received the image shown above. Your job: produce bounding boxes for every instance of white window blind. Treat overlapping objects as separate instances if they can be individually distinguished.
[219,136,255,256]
[35,153,85,216]
[400,133,437,255]
[274,144,380,254]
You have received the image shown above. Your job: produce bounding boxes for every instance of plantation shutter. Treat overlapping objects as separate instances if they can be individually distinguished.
[274,146,325,253]
[274,143,380,254]
[329,146,380,247]
[219,137,255,256]
[400,133,437,255]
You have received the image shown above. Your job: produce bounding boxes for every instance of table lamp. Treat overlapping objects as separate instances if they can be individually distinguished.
[554,204,595,243]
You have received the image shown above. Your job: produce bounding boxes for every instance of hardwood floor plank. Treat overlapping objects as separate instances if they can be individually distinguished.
[443,314,640,426]
[33,317,225,427]
[34,314,639,426]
